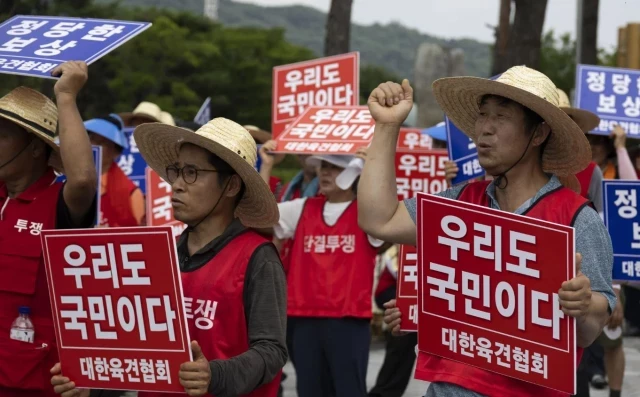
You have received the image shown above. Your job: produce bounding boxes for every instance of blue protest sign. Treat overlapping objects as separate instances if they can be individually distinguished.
[0,16,151,79]
[194,97,211,126]
[255,145,262,172]
[55,145,102,226]
[446,117,484,186]
[575,64,640,137]
[117,127,147,194]
[603,180,640,281]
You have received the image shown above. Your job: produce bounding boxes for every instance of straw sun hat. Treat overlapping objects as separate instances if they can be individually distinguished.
[432,66,591,177]
[557,89,600,133]
[134,118,279,229]
[0,86,62,170]
[120,101,163,125]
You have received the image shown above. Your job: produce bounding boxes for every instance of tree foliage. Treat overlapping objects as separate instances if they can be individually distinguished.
[539,30,616,96]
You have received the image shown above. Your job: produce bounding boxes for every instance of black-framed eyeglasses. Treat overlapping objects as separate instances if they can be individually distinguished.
[166,165,218,184]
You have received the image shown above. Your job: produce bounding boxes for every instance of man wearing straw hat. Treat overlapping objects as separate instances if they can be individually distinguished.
[51,118,287,397]
[358,67,615,397]
[0,61,97,396]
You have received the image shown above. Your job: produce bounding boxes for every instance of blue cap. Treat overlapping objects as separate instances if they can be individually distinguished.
[84,113,128,149]
[19,306,30,315]
[421,122,447,142]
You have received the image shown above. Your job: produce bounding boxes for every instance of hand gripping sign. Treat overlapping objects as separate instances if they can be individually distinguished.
[603,180,640,281]
[41,227,191,393]
[272,52,360,138]
[0,16,151,78]
[145,167,187,239]
[416,193,576,394]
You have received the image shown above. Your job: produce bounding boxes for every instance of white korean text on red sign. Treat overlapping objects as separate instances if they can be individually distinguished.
[272,52,360,138]
[416,194,576,394]
[41,227,191,392]
[275,105,373,155]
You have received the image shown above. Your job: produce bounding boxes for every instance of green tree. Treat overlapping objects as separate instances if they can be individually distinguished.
[539,30,616,96]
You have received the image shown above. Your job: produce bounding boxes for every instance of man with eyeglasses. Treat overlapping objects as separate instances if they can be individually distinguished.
[51,119,286,397]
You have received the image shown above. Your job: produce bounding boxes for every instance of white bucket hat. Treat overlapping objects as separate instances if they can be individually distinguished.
[307,155,363,190]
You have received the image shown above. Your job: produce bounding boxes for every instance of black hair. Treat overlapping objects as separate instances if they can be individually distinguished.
[206,152,246,206]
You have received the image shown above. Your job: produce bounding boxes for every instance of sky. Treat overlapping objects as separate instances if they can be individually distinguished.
[239,0,640,50]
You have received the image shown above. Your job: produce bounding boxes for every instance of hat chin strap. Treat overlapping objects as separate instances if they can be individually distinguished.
[0,137,33,171]
[185,177,232,233]
[494,125,538,190]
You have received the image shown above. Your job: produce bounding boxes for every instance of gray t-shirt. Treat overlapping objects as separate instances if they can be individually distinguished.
[404,175,615,397]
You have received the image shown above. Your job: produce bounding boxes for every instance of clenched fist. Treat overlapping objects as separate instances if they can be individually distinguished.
[368,80,414,126]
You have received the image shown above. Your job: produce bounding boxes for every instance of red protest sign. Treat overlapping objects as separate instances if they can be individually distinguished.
[41,227,192,393]
[395,149,448,201]
[274,106,373,154]
[272,52,360,138]
[396,244,418,332]
[397,128,433,152]
[416,193,576,394]
[145,167,186,239]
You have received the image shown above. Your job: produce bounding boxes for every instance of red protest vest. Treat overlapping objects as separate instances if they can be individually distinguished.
[100,163,139,227]
[139,230,281,397]
[0,168,62,396]
[575,161,597,199]
[375,267,396,298]
[288,197,378,318]
[414,180,588,397]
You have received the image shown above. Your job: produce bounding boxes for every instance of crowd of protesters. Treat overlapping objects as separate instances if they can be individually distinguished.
[0,58,638,397]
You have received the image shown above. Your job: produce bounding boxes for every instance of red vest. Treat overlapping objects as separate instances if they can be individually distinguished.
[575,161,597,199]
[415,180,588,397]
[288,197,378,318]
[139,230,281,397]
[100,163,139,227]
[0,168,62,396]
[375,267,396,298]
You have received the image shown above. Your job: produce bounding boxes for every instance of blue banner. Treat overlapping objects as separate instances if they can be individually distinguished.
[0,15,151,79]
[194,97,211,126]
[575,64,640,137]
[55,145,102,226]
[117,127,147,194]
[446,117,484,186]
[603,180,640,281]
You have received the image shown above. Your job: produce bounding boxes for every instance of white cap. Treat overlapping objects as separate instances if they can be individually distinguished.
[306,155,362,190]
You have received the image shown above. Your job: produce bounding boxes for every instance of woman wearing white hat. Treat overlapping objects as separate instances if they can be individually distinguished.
[0,61,97,397]
[262,148,384,397]
[51,118,286,397]
[358,67,615,397]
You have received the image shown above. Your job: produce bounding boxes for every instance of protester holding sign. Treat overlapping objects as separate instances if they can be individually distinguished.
[264,148,382,397]
[358,67,615,397]
[85,114,144,227]
[0,61,97,396]
[51,118,287,397]
[587,125,639,181]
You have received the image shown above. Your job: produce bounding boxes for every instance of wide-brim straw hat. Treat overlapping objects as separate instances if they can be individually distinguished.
[0,87,62,171]
[432,66,591,178]
[159,111,175,126]
[244,125,272,144]
[557,89,600,133]
[134,118,279,228]
[120,101,163,125]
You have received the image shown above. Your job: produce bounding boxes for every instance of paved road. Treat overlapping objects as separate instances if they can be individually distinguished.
[282,337,640,397]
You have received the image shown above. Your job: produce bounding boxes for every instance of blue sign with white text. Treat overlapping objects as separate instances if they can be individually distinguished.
[603,180,640,281]
[575,64,640,137]
[117,127,147,194]
[56,145,102,226]
[446,117,484,186]
[0,15,151,79]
